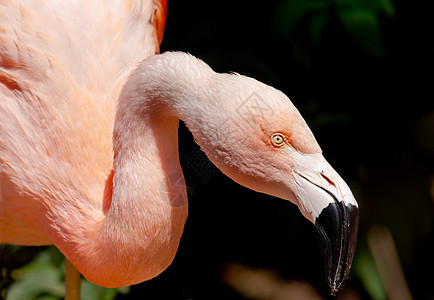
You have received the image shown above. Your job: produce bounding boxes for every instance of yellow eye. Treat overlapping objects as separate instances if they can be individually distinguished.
[271,133,285,147]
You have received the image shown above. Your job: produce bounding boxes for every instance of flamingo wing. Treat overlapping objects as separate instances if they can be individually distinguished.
[0,0,167,245]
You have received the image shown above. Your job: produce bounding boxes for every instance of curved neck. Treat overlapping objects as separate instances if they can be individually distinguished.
[51,53,213,287]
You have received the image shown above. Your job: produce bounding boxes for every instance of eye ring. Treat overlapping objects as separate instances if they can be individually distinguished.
[271,133,286,147]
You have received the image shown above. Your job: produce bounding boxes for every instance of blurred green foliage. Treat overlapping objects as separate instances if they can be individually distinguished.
[1,246,129,300]
[275,0,395,56]
[6,247,64,300]
[353,244,386,300]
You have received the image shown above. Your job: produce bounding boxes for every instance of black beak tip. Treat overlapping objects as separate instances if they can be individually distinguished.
[315,201,359,295]
[327,274,344,296]
[330,286,339,297]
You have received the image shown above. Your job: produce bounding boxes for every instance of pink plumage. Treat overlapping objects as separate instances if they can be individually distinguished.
[1,0,358,296]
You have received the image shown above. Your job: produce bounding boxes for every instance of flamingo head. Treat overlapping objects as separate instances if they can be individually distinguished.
[186,72,359,294]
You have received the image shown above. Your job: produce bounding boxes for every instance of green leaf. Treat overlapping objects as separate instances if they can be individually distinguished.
[6,246,129,300]
[333,0,395,55]
[274,0,312,37]
[377,0,395,16]
[274,0,329,38]
[337,8,384,55]
[7,251,64,300]
[81,280,130,300]
[353,247,386,300]
[310,12,328,46]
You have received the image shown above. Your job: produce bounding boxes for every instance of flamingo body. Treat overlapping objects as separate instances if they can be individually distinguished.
[0,0,358,293]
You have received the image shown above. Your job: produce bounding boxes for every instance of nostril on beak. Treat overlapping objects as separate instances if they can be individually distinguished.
[321,172,336,187]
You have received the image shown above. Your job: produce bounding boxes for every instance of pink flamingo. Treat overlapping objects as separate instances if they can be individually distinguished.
[0,0,358,298]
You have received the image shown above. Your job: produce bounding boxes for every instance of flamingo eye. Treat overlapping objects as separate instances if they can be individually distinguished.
[271,133,286,147]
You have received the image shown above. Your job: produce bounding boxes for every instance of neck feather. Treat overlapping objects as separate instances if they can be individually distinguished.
[53,53,214,287]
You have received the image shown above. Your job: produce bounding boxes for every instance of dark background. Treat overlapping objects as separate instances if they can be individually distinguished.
[1,0,433,299]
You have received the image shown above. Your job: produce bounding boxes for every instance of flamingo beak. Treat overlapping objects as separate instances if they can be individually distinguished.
[288,152,359,294]
[314,190,359,295]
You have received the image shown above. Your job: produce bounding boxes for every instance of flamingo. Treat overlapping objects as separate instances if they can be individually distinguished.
[0,0,359,298]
